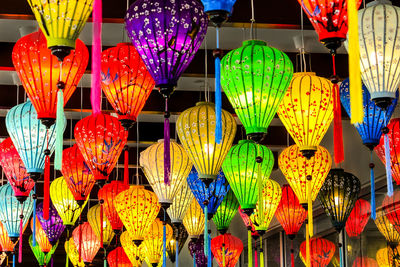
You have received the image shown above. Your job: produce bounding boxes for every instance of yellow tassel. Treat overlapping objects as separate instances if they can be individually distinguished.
[307,179,313,237]
[348,0,363,124]
[260,237,264,267]
[248,230,252,267]
[257,145,264,225]
[306,223,311,267]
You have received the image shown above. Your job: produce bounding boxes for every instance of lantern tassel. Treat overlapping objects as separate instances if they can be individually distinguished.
[54,88,64,170]
[291,240,294,267]
[204,205,208,257]
[222,243,225,267]
[307,178,313,237]
[100,202,104,248]
[254,244,258,267]
[44,153,50,220]
[12,253,15,267]
[124,147,129,185]
[214,26,222,144]
[384,126,393,196]
[331,54,344,164]
[193,252,196,267]
[260,237,264,267]
[306,222,310,267]
[176,239,179,267]
[348,0,363,124]
[164,97,171,185]
[370,151,376,219]
[207,232,212,267]
[163,223,166,267]
[257,148,264,225]
[90,0,102,114]
[65,229,69,267]
[104,248,107,267]
[248,230,252,267]
[32,186,37,247]
[18,209,23,263]
[339,243,343,267]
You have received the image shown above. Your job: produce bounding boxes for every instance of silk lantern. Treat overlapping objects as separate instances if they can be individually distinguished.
[120,231,144,267]
[382,190,400,238]
[87,204,115,247]
[31,218,52,253]
[0,221,15,253]
[375,210,400,248]
[72,222,101,264]
[211,233,243,267]
[213,189,239,234]
[29,235,57,267]
[345,199,371,237]
[299,237,335,267]
[36,201,66,246]
[376,246,400,267]
[101,42,155,130]
[352,257,379,267]
[167,224,188,263]
[107,247,133,267]
[65,238,85,267]
[188,235,208,267]
[183,199,205,240]
[167,180,194,225]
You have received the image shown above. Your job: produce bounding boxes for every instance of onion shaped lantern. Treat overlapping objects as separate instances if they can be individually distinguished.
[375,210,400,248]
[345,199,371,237]
[167,224,188,263]
[299,237,335,267]
[26,0,93,61]
[87,204,115,247]
[376,246,400,267]
[65,238,85,267]
[29,235,57,267]
[74,113,128,185]
[188,235,208,267]
[0,221,15,253]
[120,231,144,267]
[221,40,293,142]
[101,43,155,130]
[0,138,34,202]
[36,201,66,246]
[107,247,132,267]
[167,180,194,226]
[31,218,52,253]
[115,185,160,246]
[183,199,205,240]
[72,222,101,264]
[212,189,239,235]
[277,73,334,159]
[211,233,243,267]
[382,190,400,238]
[98,181,130,232]
[352,257,379,267]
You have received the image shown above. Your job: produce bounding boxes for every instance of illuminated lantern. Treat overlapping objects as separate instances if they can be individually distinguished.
[115,185,160,246]
[140,139,192,208]
[29,235,57,267]
[101,43,155,130]
[375,210,400,248]
[98,181,130,232]
[222,140,274,215]
[187,168,230,220]
[62,144,95,206]
[376,247,400,267]
[141,218,173,266]
[238,207,256,233]
[382,190,400,238]
[167,224,188,263]
[72,222,101,264]
[0,138,34,202]
[211,233,243,267]
[50,177,87,227]
[183,199,205,240]
[167,180,194,225]
[318,169,361,233]
[26,0,93,60]
[107,247,133,267]
[299,237,335,267]
[345,199,371,237]
[352,257,378,267]
[188,235,208,267]
[36,201,66,246]
[221,40,293,142]
[74,113,128,185]
[120,231,144,267]
[65,238,85,267]
[30,218,52,253]
[213,189,239,234]
[0,221,16,253]
[277,73,334,159]
[87,204,115,246]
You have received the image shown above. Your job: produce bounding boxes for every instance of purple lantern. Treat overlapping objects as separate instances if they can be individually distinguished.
[188,235,211,267]
[36,201,65,245]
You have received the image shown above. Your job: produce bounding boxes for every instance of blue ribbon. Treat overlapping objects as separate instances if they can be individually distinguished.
[215,27,222,144]
[370,152,376,219]
[176,239,179,267]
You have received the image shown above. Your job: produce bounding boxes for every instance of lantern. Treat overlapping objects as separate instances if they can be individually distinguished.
[222,140,274,215]
[115,185,160,246]
[74,113,128,185]
[176,102,237,186]
[65,238,85,267]
[318,169,361,233]
[213,189,239,234]
[62,144,95,206]
[382,190,400,237]
[277,73,334,159]
[107,247,133,267]
[375,210,400,247]
[101,43,155,130]
[98,181,130,232]
[183,199,205,240]
[140,139,192,208]
[29,235,57,267]
[221,40,293,141]
[120,231,144,267]
[167,180,194,225]
[167,224,188,263]
[26,0,93,60]
[30,218,52,253]
[211,233,243,267]
[376,247,400,267]
[188,235,208,267]
[87,204,115,246]
[299,237,335,267]
[0,138,34,202]
[352,257,379,267]
[238,207,256,233]
[72,222,101,264]
[0,221,15,253]
[36,201,66,246]
[345,199,371,237]
[49,177,87,227]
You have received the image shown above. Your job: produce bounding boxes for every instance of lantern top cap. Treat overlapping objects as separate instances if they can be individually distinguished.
[130,185,145,189]
[242,40,267,47]
[195,101,213,106]
[367,0,392,7]
[238,139,255,145]
[157,139,177,143]
[293,72,316,77]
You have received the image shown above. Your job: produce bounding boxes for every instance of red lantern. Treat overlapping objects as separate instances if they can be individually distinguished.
[61,144,96,206]
[211,234,243,267]
[345,199,371,237]
[101,43,155,130]
[98,181,130,231]
[12,30,88,126]
[300,237,335,267]
[238,206,256,233]
[352,257,378,267]
[74,113,128,184]
[107,246,133,267]
[0,138,34,202]
[382,190,400,235]
[72,222,101,264]
[375,118,400,185]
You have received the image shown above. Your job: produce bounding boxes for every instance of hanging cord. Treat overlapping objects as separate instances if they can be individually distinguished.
[331,54,344,165]
[254,238,258,267]
[256,145,264,226]
[369,150,376,219]
[32,185,37,247]
[305,219,310,267]
[43,130,51,220]
[290,239,294,267]
[100,199,104,248]
[250,0,255,39]
[248,230,252,267]
[306,176,313,237]
[136,119,139,185]
[222,234,225,267]
[383,114,393,196]
[163,97,171,185]
[259,237,264,267]
[55,61,65,171]
[204,35,209,102]
[162,209,167,267]
[204,197,209,257]
[175,231,179,267]
[18,202,24,263]
[65,228,70,267]
[193,252,196,267]
[214,27,222,144]
[123,145,129,185]
[207,230,212,267]
[300,5,306,72]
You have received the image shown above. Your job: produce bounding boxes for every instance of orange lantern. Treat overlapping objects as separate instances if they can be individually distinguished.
[72,222,101,264]
[300,237,335,267]
[211,233,243,267]
[107,246,133,267]
[30,218,52,253]
[0,221,15,253]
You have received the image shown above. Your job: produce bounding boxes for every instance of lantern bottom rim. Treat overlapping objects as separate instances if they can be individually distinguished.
[39,118,56,129]
[372,96,394,110]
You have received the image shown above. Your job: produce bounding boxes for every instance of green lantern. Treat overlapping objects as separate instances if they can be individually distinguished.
[29,235,58,267]
[222,139,274,215]
[213,189,239,234]
[221,40,293,142]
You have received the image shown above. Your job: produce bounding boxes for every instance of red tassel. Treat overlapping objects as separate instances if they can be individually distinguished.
[332,54,344,164]
[18,214,23,263]
[100,203,104,248]
[290,240,294,267]
[43,155,50,220]
[124,148,129,185]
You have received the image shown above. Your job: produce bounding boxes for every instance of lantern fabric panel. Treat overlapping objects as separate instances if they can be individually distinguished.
[36,201,66,245]
[107,246,133,267]
[65,238,85,267]
[345,199,371,237]
[352,257,379,267]
[31,218,52,253]
[211,233,243,267]
[87,204,115,246]
[120,231,144,266]
[0,221,15,252]
[29,235,56,267]
[72,222,101,264]
[142,218,173,265]
[299,237,335,267]
[382,190,400,236]
[213,189,239,234]
[374,210,400,246]
[167,180,194,224]
[167,224,188,263]
[376,247,400,267]
[183,199,205,238]
[188,235,208,267]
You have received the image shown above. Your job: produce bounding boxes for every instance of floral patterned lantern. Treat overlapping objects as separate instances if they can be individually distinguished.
[375,210,400,248]
[107,246,133,267]
[211,233,243,267]
[382,190,400,238]
[167,224,188,263]
[65,237,85,267]
[120,231,144,267]
[36,201,65,246]
[0,221,15,253]
[188,235,208,267]
[87,204,115,247]
[299,237,335,267]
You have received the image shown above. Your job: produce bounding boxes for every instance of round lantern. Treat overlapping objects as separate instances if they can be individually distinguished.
[98,181,130,232]
[140,139,192,208]
[167,224,188,263]
[87,204,115,247]
[167,180,194,225]
[0,221,15,253]
[120,231,144,267]
[30,218,52,253]
[211,233,243,267]
[176,102,237,185]
[376,246,400,267]
[101,43,155,130]
[65,237,85,267]
[29,235,57,267]
[277,72,334,159]
[183,199,205,240]
[107,246,133,267]
[382,190,400,237]
[221,40,293,141]
[26,0,93,60]
[375,210,400,247]
[12,30,88,126]
[352,257,379,267]
[345,199,371,237]
[49,177,87,227]
[222,140,274,215]
[299,237,335,267]
[62,144,95,206]
[72,222,101,264]
[0,138,34,202]
[114,185,160,246]
[36,201,66,245]
[74,113,128,185]
[188,235,208,267]
[213,189,239,234]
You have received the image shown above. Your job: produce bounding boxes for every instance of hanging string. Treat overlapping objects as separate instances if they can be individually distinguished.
[32,185,37,247]
[204,199,209,257]
[55,61,65,170]
[162,209,167,267]
[176,237,179,267]
[248,230,252,267]
[300,3,306,72]
[214,27,222,144]
[43,130,51,220]
[370,151,376,219]
[256,145,264,226]
[306,176,313,237]
[100,200,104,248]
[306,221,310,267]
[103,248,107,267]
[383,115,393,196]
[204,35,209,102]
[12,252,15,267]
[123,146,129,185]
[254,241,258,267]
[18,203,24,263]
[259,237,264,267]
[136,119,140,185]
[207,230,212,267]
[250,0,255,39]
[193,252,196,267]
[339,242,343,267]
[91,0,102,114]
[290,239,294,267]
[163,97,171,185]
[65,229,69,267]
[331,54,344,164]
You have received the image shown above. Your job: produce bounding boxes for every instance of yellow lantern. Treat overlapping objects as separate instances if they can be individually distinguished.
[183,199,205,240]
[142,218,173,266]
[65,237,85,267]
[277,72,334,159]
[140,139,193,208]
[375,210,400,247]
[50,177,87,227]
[0,221,15,252]
[120,231,144,267]
[176,102,236,185]
[376,246,400,267]
[115,185,160,246]
[167,180,194,225]
[87,204,115,246]
[31,218,52,253]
